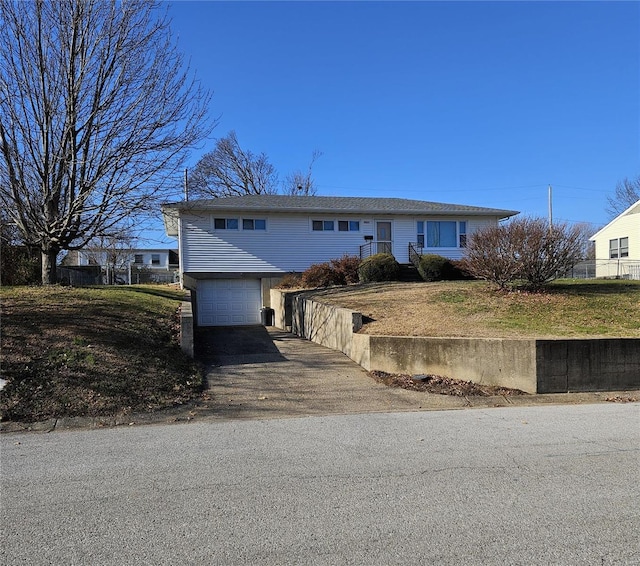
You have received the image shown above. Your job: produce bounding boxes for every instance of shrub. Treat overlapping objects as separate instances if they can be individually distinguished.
[329,254,361,285]
[275,272,303,289]
[462,217,585,290]
[301,262,336,288]
[358,253,400,283]
[418,254,453,282]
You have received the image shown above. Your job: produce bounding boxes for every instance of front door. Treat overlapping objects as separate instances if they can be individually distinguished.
[376,221,392,255]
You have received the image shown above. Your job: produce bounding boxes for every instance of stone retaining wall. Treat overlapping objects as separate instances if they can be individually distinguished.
[271,289,640,394]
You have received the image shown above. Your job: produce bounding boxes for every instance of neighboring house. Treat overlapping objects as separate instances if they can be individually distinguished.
[73,248,179,284]
[162,195,517,326]
[589,199,640,280]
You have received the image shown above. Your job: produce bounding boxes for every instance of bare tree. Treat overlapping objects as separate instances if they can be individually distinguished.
[83,230,137,284]
[0,0,212,284]
[283,150,322,196]
[188,131,278,198]
[606,175,640,219]
[463,217,584,290]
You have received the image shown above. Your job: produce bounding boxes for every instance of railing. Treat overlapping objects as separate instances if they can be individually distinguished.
[408,242,423,268]
[360,241,393,259]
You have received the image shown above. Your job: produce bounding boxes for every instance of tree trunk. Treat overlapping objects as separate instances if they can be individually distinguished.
[41,248,59,284]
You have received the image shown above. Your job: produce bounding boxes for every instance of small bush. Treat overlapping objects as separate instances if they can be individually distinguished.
[330,255,361,285]
[301,262,336,288]
[358,253,400,283]
[417,254,456,282]
[275,272,303,289]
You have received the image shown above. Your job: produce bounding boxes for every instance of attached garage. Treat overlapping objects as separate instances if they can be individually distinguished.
[197,279,262,326]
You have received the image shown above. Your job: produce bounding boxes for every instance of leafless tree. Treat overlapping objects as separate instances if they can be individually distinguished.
[83,230,137,284]
[283,150,322,196]
[606,175,640,219]
[463,217,584,290]
[188,131,278,198]
[0,0,213,284]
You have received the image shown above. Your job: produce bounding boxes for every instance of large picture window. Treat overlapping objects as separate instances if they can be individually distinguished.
[417,221,466,248]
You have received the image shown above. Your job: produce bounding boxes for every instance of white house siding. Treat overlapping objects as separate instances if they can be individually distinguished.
[180,212,500,274]
[592,208,640,278]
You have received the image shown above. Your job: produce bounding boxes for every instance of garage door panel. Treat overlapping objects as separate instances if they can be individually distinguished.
[198,279,262,326]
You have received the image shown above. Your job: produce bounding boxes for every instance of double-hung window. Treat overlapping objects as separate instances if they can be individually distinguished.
[134,254,144,264]
[151,254,161,266]
[610,237,629,259]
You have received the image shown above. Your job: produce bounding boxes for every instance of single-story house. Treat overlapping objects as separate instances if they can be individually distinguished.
[162,195,518,326]
[589,199,640,279]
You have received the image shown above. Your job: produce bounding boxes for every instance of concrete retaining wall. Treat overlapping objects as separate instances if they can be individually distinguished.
[271,289,640,394]
[180,300,194,358]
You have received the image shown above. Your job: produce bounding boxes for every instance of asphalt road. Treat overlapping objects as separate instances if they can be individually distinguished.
[2,403,639,565]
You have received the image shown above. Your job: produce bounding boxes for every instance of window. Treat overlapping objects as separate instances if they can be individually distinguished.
[418,221,466,248]
[134,254,143,264]
[427,221,457,247]
[242,218,266,230]
[151,254,160,266]
[338,220,360,232]
[312,220,335,231]
[214,218,238,230]
[459,222,467,248]
[610,237,629,259]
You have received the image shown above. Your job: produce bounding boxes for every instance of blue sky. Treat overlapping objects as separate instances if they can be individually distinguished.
[151,0,639,245]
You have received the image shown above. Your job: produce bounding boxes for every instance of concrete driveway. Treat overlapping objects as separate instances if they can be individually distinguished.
[195,326,517,420]
[192,326,638,422]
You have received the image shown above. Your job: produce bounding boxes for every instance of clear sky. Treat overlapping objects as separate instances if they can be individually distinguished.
[150,0,639,245]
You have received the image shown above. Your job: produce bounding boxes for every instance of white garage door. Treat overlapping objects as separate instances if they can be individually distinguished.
[197,279,262,326]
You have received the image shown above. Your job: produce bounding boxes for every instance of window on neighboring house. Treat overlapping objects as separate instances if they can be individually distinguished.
[242,218,267,230]
[134,254,144,264]
[338,220,360,232]
[214,218,239,230]
[418,221,467,248]
[312,220,335,231]
[610,237,629,259]
[151,254,160,266]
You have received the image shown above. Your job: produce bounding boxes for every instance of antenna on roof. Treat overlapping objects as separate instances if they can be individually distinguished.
[184,168,189,202]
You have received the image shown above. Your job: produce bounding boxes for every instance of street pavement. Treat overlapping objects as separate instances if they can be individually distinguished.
[2,403,639,565]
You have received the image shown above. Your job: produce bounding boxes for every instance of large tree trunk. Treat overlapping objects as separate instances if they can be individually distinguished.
[41,248,59,285]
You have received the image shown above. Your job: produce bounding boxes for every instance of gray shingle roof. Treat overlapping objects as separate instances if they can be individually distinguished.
[162,195,518,218]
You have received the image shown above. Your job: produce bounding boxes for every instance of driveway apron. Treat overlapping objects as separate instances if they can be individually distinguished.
[195,326,468,419]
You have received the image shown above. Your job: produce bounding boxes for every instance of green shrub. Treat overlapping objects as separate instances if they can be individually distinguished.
[358,253,400,283]
[418,254,455,282]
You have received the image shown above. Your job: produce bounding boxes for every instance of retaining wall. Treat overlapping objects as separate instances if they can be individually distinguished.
[271,289,640,394]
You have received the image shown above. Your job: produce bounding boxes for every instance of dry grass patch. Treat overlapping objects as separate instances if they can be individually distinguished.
[0,285,202,422]
[310,280,640,338]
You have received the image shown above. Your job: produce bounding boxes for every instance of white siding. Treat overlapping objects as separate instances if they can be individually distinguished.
[180,211,503,273]
[592,208,640,278]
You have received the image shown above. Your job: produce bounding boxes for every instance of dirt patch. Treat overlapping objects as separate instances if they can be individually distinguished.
[369,370,528,397]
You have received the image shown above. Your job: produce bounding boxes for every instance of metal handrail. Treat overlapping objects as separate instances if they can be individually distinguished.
[408,242,423,268]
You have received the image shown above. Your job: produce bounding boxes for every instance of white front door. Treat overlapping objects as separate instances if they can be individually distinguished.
[197,279,262,326]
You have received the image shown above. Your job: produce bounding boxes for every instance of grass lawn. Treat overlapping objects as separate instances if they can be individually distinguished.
[309,279,640,338]
[0,285,202,422]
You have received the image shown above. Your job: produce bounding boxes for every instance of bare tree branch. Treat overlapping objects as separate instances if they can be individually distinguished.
[0,0,214,283]
[606,175,640,219]
[283,149,322,196]
[188,131,278,198]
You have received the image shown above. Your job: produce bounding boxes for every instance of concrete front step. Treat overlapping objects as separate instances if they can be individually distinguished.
[398,264,423,282]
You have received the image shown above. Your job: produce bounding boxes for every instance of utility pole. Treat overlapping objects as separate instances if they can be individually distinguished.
[548,184,553,228]
[184,168,189,201]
